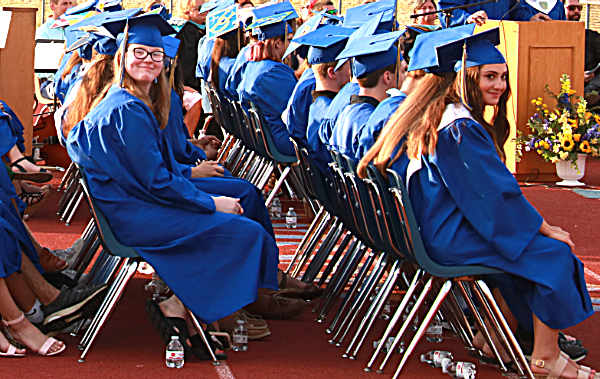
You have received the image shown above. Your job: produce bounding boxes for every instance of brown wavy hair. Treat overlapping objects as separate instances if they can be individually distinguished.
[245,35,285,63]
[61,51,83,79]
[211,29,245,91]
[357,65,511,179]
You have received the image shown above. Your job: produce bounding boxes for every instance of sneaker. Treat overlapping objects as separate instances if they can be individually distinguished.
[243,293,306,320]
[42,285,108,331]
[559,339,588,362]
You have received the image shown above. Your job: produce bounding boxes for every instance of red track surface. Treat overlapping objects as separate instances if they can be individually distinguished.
[2,162,598,378]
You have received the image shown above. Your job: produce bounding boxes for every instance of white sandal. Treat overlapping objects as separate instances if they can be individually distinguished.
[2,312,65,356]
[532,353,591,379]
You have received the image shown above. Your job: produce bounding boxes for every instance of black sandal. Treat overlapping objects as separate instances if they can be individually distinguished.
[11,157,48,174]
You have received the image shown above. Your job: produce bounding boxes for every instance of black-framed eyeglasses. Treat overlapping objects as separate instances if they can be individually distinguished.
[129,47,165,62]
[567,4,583,11]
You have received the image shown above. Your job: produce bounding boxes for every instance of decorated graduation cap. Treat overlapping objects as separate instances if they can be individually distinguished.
[407,23,475,73]
[97,0,123,12]
[342,0,395,32]
[336,30,404,79]
[206,1,239,39]
[247,2,297,41]
[293,25,354,65]
[282,10,325,60]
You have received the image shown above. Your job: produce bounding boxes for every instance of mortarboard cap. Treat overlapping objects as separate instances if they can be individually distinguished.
[146,5,172,21]
[97,0,123,12]
[199,1,220,14]
[334,12,383,71]
[321,12,344,25]
[294,25,354,65]
[337,31,404,78]
[65,0,98,16]
[342,0,395,32]
[282,10,325,60]
[436,28,505,72]
[247,2,297,41]
[162,35,180,58]
[206,2,239,39]
[103,13,177,49]
[407,24,475,73]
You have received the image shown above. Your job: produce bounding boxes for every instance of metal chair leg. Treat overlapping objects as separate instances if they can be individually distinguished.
[286,206,327,275]
[265,166,291,207]
[187,310,221,366]
[302,219,344,283]
[317,230,353,288]
[292,213,333,278]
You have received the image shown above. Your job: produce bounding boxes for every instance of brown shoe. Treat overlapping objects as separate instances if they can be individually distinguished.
[244,292,306,320]
[218,311,271,340]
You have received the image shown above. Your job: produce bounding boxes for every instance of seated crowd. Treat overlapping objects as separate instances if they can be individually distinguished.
[0,0,596,377]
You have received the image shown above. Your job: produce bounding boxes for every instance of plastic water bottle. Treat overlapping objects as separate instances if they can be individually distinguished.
[146,272,169,297]
[443,361,476,379]
[232,320,248,351]
[166,336,184,368]
[426,315,443,343]
[286,208,297,228]
[420,350,453,368]
[270,197,282,217]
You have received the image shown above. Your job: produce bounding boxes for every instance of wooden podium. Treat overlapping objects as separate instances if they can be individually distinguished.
[476,21,585,181]
[0,7,37,156]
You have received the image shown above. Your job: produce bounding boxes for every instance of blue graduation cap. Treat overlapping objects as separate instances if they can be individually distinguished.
[282,10,325,60]
[407,24,475,73]
[162,35,180,59]
[293,25,354,65]
[65,0,98,16]
[321,12,344,25]
[206,2,239,39]
[336,31,404,78]
[247,2,298,41]
[334,12,383,71]
[147,4,172,21]
[342,0,395,31]
[97,0,123,12]
[436,28,505,72]
[103,13,177,48]
[199,1,220,14]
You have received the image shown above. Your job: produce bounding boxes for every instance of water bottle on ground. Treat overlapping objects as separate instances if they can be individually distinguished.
[166,336,185,368]
[426,315,443,343]
[421,350,453,368]
[442,361,476,379]
[270,197,282,217]
[286,207,297,228]
[232,320,248,351]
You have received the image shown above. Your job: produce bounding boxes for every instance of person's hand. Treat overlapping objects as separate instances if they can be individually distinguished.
[584,72,595,84]
[191,161,225,178]
[183,85,198,94]
[540,221,575,251]
[466,10,488,26]
[530,12,552,21]
[191,135,222,160]
[212,196,243,215]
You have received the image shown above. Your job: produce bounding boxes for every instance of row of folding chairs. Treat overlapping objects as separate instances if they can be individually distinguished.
[282,142,534,379]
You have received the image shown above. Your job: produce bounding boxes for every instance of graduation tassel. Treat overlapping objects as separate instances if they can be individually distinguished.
[169,54,178,90]
[459,42,472,111]
[119,20,129,88]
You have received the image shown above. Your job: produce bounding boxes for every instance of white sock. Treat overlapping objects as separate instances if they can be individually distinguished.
[24,299,44,324]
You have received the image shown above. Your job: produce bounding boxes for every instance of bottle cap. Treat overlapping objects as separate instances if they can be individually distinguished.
[237,319,244,325]
[172,336,179,340]
[289,208,294,211]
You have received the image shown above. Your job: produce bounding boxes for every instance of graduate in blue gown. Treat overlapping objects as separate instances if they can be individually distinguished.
[237,6,298,156]
[511,0,566,20]
[0,101,25,156]
[223,44,250,100]
[318,81,359,149]
[330,31,404,162]
[283,68,315,150]
[196,37,216,82]
[358,28,595,376]
[438,0,530,27]
[68,15,279,324]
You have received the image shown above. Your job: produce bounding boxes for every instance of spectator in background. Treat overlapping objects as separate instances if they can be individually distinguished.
[176,0,207,92]
[35,0,72,40]
[313,0,337,14]
[299,0,317,24]
[413,0,439,28]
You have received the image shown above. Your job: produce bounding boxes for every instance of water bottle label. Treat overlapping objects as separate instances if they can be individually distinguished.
[233,335,248,344]
[166,351,184,360]
[286,216,297,224]
[428,326,443,334]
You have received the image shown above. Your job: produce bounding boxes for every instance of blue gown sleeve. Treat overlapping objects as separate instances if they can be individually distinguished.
[438,0,471,27]
[512,1,566,20]
[0,101,23,155]
[433,119,543,261]
[92,101,216,213]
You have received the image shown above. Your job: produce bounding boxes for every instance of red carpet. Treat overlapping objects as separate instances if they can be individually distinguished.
[4,165,598,378]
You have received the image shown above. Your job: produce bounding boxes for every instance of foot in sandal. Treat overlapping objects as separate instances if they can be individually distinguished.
[3,312,65,356]
[0,329,25,357]
[531,353,596,379]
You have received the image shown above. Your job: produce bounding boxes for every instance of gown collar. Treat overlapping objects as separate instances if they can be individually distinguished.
[350,94,379,108]
[312,90,338,102]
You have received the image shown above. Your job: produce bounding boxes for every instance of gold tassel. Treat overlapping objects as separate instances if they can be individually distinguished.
[169,53,178,90]
[459,42,472,111]
[119,20,129,88]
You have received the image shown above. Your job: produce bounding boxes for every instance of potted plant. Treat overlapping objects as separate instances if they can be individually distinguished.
[515,74,600,186]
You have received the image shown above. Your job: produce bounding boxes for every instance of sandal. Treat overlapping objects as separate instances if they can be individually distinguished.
[12,172,53,184]
[560,352,599,378]
[2,312,65,356]
[532,353,593,379]
[20,189,50,217]
[468,351,514,370]
[0,330,25,357]
[11,157,48,174]
[39,247,69,273]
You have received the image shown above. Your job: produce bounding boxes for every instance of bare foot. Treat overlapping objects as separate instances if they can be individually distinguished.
[20,181,49,194]
[7,317,64,355]
[472,330,511,363]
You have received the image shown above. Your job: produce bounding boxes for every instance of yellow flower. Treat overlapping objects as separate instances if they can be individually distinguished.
[550,156,560,163]
[592,138,598,144]
[543,142,550,149]
[543,104,548,108]
[537,149,543,154]
[573,134,581,142]
[560,151,569,160]
[580,140,592,153]
[553,144,560,153]
[534,141,539,148]
[592,147,599,157]
[536,100,542,106]
[562,138,575,151]
[594,114,600,125]
[568,119,578,127]
[531,99,537,104]
[568,89,577,95]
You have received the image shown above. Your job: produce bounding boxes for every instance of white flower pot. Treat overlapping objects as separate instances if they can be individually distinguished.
[555,154,587,186]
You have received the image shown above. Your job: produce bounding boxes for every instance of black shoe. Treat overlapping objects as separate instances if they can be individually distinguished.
[560,339,588,362]
[42,285,108,331]
[559,331,583,347]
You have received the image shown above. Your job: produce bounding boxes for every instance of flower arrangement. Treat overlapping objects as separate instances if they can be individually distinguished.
[515,74,600,171]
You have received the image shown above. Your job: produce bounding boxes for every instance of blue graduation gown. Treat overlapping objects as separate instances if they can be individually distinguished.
[307,91,337,173]
[329,95,379,162]
[215,56,236,99]
[54,51,74,103]
[0,101,25,155]
[438,0,530,27]
[511,1,566,20]
[195,37,216,82]
[284,68,316,150]
[356,92,407,160]
[223,45,250,100]
[238,60,298,156]
[318,82,360,149]
[166,90,276,238]
[67,85,278,323]
[390,110,593,331]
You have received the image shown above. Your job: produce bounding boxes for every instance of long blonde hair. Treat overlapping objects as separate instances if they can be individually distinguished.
[357,66,511,178]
